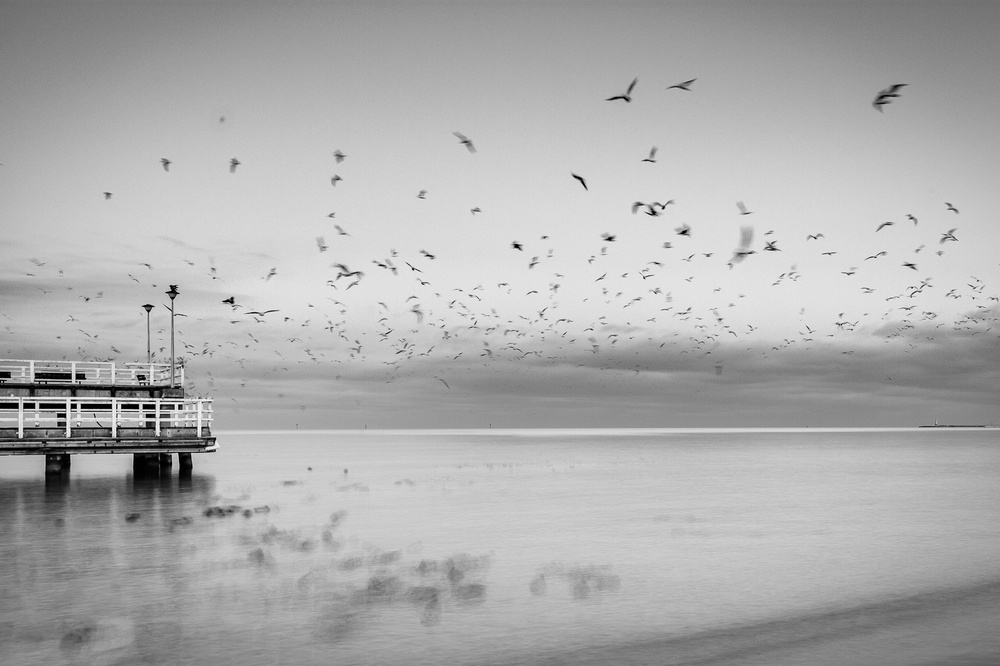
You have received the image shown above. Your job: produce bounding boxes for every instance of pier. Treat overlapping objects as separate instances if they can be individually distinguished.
[0,359,216,475]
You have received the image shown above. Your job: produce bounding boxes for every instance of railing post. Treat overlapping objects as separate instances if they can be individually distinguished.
[65,397,71,438]
[18,398,24,439]
[111,398,117,437]
[71,361,77,384]
[155,400,161,436]
[28,360,34,383]
[110,361,116,385]
[197,400,203,436]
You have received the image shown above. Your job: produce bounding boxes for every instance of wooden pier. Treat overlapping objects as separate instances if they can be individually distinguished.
[0,359,216,475]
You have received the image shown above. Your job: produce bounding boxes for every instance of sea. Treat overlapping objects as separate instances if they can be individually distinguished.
[1,428,999,666]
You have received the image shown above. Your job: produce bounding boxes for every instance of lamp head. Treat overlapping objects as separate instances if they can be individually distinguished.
[166,285,179,300]
[142,303,154,313]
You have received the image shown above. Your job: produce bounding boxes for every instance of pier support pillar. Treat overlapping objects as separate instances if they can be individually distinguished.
[45,454,64,474]
[159,453,173,468]
[178,452,193,472]
[132,453,161,476]
[61,454,72,469]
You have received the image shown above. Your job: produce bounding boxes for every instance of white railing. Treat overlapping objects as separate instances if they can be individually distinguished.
[0,397,213,438]
[0,359,183,386]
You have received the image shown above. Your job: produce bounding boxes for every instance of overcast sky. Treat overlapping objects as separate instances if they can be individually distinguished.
[1,0,998,429]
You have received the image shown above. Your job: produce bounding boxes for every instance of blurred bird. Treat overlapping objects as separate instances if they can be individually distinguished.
[737,201,752,215]
[872,84,907,112]
[331,175,342,186]
[453,132,476,153]
[417,190,427,199]
[229,158,240,173]
[940,229,958,243]
[945,202,959,214]
[160,158,171,171]
[571,173,588,190]
[316,237,328,252]
[606,77,637,102]
[103,192,112,200]
[666,78,696,91]
[641,146,658,163]
[333,150,346,163]
[675,223,692,237]
[876,221,894,232]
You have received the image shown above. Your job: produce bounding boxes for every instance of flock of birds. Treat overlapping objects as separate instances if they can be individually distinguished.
[7,78,998,405]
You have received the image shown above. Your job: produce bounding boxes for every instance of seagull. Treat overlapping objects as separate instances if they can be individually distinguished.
[873,84,907,112]
[907,214,918,225]
[334,224,349,236]
[763,241,780,251]
[806,234,824,240]
[453,132,476,153]
[736,201,752,215]
[160,158,171,171]
[876,221,894,232]
[606,77,637,102]
[571,173,588,190]
[333,150,346,163]
[940,229,958,243]
[675,223,692,237]
[316,236,328,252]
[666,78,696,91]
[902,262,918,270]
[245,310,279,317]
[229,158,240,173]
[331,174,342,186]
[945,202,959,214]
[471,207,481,215]
[641,146,657,163]
[103,192,113,200]
[511,241,524,251]
[417,190,427,199]
[865,251,887,260]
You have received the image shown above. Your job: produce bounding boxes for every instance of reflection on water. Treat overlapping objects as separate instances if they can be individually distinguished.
[2,430,1000,665]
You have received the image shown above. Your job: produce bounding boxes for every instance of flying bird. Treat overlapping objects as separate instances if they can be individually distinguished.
[571,173,588,190]
[229,158,240,173]
[316,236,328,252]
[160,158,171,171]
[940,229,958,243]
[945,202,959,214]
[641,146,658,163]
[872,84,907,112]
[333,150,346,163]
[736,201,752,215]
[666,78,696,91]
[417,190,427,199]
[453,132,476,153]
[876,221,894,232]
[675,223,692,237]
[103,192,113,200]
[511,241,523,251]
[606,77,637,102]
[331,175,342,186]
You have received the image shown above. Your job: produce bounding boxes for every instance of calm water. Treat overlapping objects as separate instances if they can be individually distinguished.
[2,428,999,665]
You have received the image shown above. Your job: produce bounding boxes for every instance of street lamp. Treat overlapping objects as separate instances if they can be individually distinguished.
[142,304,154,364]
[165,285,179,387]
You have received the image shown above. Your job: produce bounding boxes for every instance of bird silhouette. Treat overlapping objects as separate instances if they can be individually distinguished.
[873,84,907,112]
[606,77,637,102]
[103,192,112,200]
[316,237,328,252]
[160,158,171,171]
[641,147,658,163]
[876,221,894,232]
[229,158,240,173]
[737,201,752,215]
[453,132,476,153]
[331,175,342,186]
[945,202,959,214]
[666,78,696,91]
[571,173,588,190]
[333,150,346,163]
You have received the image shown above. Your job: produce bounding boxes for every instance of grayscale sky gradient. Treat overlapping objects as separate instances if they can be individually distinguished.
[1,1,998,429]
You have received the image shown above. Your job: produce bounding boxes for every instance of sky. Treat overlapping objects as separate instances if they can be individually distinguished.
[1,0,998,429]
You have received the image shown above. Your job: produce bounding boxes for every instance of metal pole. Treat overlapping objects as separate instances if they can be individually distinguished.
[142,304,154,364]
[165,286,178,388]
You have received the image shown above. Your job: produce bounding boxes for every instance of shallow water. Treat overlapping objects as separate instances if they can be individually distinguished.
[1,428,999,665]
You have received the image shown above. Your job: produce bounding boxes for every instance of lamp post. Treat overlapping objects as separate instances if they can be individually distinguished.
[165,285,179,387]
[142,304,154,364]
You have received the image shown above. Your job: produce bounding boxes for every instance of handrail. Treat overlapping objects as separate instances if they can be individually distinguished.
[0,397,213,439]
[0,359,183,386]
